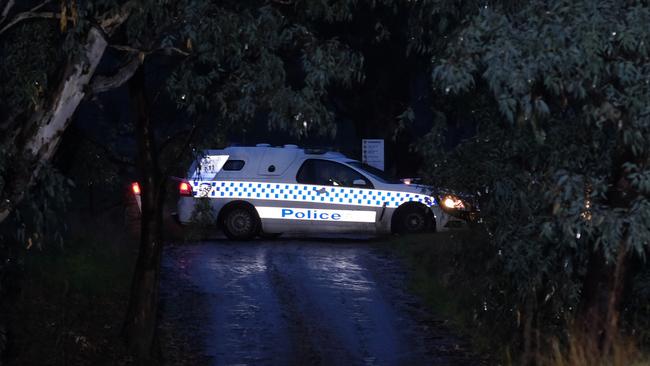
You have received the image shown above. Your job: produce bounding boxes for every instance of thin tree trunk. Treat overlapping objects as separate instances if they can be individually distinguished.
[122,64,166,363]
[521,293,535,366]
[579,233,629,353]
[0,1,134,224]
[603,234,629,355]
[579,246,607,335]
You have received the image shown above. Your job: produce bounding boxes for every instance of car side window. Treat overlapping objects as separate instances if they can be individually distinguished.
[222,160,245,171]
[297,159,373,188]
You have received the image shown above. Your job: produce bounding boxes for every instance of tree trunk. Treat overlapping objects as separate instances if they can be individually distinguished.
[0,26,107,224]
[603,236,629,355]
[520,292,536,366]
[579,246,608,334]
[579,232,629,353]
[122,65,166,363]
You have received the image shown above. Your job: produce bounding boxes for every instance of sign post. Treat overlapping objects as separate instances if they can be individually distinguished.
[362,139,384,171]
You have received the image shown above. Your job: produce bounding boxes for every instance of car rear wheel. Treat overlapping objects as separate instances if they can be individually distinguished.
[395,206,430,234]
[221,205,260,240]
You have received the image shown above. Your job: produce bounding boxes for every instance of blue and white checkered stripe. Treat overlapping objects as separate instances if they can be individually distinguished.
[190,180,436,208]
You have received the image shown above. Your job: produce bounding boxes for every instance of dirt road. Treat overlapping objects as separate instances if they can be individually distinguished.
[160,238,482,366]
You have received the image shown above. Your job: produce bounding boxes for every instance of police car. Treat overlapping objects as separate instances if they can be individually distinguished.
[176,144,474,240]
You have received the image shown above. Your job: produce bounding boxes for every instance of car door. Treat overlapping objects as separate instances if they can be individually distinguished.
[257,158,380,233]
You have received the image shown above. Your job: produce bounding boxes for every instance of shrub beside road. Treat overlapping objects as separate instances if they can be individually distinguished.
[387,230,650,366]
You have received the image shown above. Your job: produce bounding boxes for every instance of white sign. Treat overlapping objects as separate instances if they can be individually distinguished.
[362,139,384,171]
[256,207,376,223]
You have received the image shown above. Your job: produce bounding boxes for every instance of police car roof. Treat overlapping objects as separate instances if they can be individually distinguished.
[203,145,348,160]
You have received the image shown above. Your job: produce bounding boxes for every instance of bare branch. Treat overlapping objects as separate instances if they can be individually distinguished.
[0,11,58,35]
[90,54,143,94]
[110,44,143,53]
[0,0,131,36]
[159,46,190,56]
[111,44,190,57]
[28,0,51,13]
[91,42,190,94]
[0,0,15,23]
[0,0,53,33]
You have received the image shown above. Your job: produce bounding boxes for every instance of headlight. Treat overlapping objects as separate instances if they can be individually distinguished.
[440,194,466,210]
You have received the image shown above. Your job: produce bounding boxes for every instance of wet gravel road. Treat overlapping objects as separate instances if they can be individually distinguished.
[160,238,482,366]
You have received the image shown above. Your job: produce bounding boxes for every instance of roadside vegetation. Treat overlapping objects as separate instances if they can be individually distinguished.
[1,208,135,365]
[404,1,650,364]
[390,230,650,366]
[0,202,208,365]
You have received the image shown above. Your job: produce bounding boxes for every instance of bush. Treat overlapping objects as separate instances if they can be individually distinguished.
[391,229,650,365]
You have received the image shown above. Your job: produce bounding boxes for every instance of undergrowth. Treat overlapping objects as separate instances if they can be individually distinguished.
[2,210,136,366]
[387,229,650,366]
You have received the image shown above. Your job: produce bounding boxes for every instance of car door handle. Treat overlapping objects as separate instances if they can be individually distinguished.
[316,187,328,195]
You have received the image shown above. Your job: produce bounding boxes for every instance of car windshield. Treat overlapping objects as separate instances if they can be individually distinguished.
[346,161,401,184]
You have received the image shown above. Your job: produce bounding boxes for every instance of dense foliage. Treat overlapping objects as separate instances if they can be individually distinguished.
[418,0,650,355]
[166,2,364,137]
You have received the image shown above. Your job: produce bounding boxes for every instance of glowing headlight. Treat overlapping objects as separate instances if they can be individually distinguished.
[441,195,466,210]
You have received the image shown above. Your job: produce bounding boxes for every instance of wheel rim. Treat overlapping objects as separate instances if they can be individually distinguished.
[227,209,253,235]
[405,212,425,231]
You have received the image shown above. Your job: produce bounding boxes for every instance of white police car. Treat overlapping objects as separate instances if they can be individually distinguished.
[176,144,473,240]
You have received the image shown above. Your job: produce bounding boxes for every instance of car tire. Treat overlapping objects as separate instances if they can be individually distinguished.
[395,205,430,234]
[221,205,260,240]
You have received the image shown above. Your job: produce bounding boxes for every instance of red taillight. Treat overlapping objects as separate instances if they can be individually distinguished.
[179,181,192,196]
[131,182,141,195]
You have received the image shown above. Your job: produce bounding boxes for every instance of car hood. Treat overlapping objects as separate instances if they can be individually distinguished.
[378,183,435,196]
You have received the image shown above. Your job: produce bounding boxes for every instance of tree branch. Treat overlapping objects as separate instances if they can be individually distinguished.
[90,54,143,94]
[110,44,190,57]
[0,0,53,34]
[0,0,15,23]
[0,11,58,35]
[158,46,191,56]
[26,0,51,14]
[97,0,136,36]
[91,42,190,95]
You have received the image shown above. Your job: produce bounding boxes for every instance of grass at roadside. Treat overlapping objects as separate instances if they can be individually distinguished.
[380,230,500,356]
[384,229,650,366]
[3,206,211,366]
[3,211,137,365]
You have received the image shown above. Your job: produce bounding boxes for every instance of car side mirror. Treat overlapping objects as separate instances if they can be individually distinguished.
[352,179,367,186]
